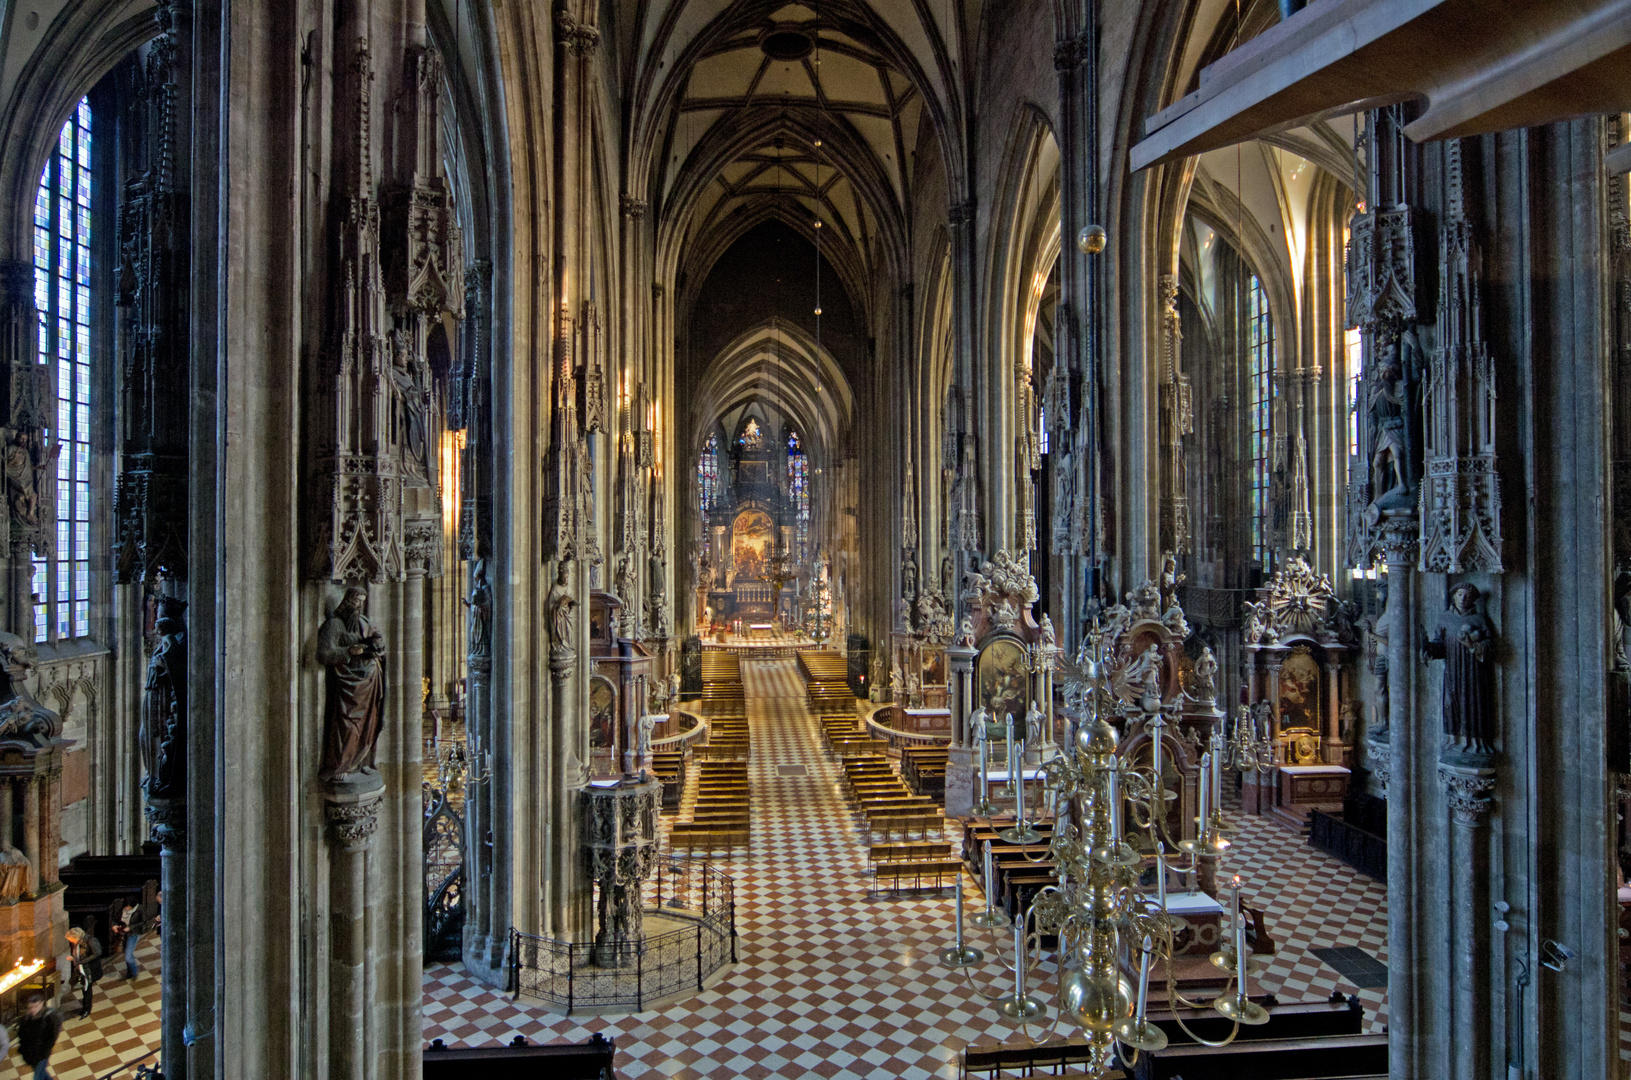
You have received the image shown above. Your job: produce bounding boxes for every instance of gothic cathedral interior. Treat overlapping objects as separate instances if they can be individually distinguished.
[0,1,1629,1078]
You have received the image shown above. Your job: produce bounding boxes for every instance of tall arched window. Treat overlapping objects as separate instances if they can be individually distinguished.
[33,97,94,642]
[786,430,809,563]
[1246,273,1274,572]
[697,431,721,523]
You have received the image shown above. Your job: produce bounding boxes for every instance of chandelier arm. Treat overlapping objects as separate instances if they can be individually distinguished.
[955,958,1018,1002]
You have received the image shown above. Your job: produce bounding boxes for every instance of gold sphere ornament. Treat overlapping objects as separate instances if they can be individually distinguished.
[1078,224,1107,255]
[1058,968,1134,1033]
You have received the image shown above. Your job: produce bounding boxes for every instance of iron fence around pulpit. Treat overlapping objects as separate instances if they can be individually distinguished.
[509,855,737,1013]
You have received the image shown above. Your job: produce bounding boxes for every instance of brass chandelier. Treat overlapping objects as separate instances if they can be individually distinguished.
[940,617,1274,1075]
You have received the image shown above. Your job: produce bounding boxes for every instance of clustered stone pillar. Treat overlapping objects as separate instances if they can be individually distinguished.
[1378,519,1418,1072]
[324,783,383,1080]
[147,799,186,1076]
[944,640,977,818]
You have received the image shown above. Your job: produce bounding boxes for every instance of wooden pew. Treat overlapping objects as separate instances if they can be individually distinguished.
[424,1033,615,1080]
[867,841,954,870]
[1131,1033,1388,1080]
[870,859,965,895]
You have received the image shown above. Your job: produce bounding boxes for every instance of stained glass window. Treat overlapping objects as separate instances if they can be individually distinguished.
[787,431,809,563]
[33,97,93,642]
[1247,273,1274,571]
[697,432,721,522]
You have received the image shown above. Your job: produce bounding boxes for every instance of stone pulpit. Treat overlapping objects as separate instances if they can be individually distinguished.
[584,778,660,966]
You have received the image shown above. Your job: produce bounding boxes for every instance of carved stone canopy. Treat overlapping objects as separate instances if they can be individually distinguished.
[962,549,1040,638]
[0,633,63,754]
[1242,557,1356,651]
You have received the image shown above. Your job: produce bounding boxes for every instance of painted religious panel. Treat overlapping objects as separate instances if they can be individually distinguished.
[1279,649,1320,733]
[590,677,617,752]
[731,509,773,581]
[977,638,1029,726]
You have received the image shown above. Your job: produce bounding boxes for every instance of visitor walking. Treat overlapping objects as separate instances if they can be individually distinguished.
[66,922,102,1018]
[18,994,60,1080]
[117,899,144,980]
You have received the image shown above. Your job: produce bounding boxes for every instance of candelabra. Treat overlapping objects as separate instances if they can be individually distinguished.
[939,620,1265,1075]
[1223,703,1276,773]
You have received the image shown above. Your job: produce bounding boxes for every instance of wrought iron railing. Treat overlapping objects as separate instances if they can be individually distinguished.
[510,856,736,1013]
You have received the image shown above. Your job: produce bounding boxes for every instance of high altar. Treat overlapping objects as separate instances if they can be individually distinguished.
[702,419,804,628]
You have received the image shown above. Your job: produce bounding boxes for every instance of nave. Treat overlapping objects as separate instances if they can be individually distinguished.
[416,660,1391,1079]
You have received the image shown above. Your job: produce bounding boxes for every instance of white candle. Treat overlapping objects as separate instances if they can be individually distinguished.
[1197,752,1211,833]
[955,875,966,946]
[1136,934,1154,1022]
[1155,841,1168,907]
[1235,897,1249,992]
[1108,759,1122,842]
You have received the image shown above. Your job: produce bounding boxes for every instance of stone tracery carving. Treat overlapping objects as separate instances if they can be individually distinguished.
[962,549,1038,632]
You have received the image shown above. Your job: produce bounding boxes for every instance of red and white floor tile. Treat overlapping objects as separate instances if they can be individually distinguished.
[11,936,161,1079]
[423,659,1396,1078]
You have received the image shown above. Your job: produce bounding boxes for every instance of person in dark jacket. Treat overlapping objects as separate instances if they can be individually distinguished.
[66,923,102,1019]
[18,993,61,1080]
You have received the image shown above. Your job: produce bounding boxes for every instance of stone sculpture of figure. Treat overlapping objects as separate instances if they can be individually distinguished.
[1025,700,1045,746]
[1366,329,1424,514]
[1424,582,1498,760]
[465,560,492,660]
[1340,700,1360,743]
[1123,644,1163,707]
[615,552,636,604]
[1128,580,1162,622]
[0,848,28,901]
[317,587,387,783]
[140,597,188,799]
[1039,614,1057,650]
[969,705,990,747]
[638,713,657,767]
[902,554,919,602]
[890,660,904,696]
[1160,554,1185,604]
[547,562,578,652]
[667,672,681,707]
[1190,645,1218,702]
[957,617,976,648]
[1161,603,1191,640]
[1614,572,1631,674]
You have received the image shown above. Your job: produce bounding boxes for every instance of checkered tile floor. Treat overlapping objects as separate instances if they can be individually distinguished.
[424,659,1396,1077]
[11,935,161,1079]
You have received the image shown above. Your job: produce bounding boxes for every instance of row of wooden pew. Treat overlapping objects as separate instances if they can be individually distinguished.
[866,840,963,895]
[819,713,888,760]
[668,758,751,856]
[901,745,948,799]
[699,714,749,760]
[700,649,745,716]
[797,649,855,714]
[648,750,686,811]
[960,995,1384,1080]
[841,753,945,842]
[963,820,1058,922]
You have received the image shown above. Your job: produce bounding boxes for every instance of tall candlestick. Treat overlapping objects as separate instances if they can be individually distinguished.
[1155,841,1168,907]
[955,874,965,943]
[1235,897,1249,992]
[1005,713,1017,798]
[1014,735,1027,823]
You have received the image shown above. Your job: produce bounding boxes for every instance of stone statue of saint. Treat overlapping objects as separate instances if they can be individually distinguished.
[969,705,990,747]
[1025,701,1044,746]
[1123,644,1163,706]
[0,848,28,900]
[1424,582,1497,760]
[317,587,387,783]
[548,562,578,652]
[667,672,681,706]
[1366,329,1424,514]
[1190,645,1218,702]
[465,559,492,660]
[140,597,188,799]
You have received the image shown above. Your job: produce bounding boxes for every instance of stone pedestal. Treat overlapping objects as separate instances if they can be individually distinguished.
[324,776,385,1080]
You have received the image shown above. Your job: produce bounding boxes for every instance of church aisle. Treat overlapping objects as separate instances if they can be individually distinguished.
[422,661,1402,1076]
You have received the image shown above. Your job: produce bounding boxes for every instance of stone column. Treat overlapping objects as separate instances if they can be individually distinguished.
[147,798,186,1079]
[37,769,58,890]
[1378,519,1421,1076]
[1322,658,1343,764]
[1264,654,1285,751]
[324,781,384,1080]
[549,623,584,935]
[463,563,495,975]
[944,642,977,817]
[21,776,38,896]
[1439,762,1496,1080]
[0,779,14,848]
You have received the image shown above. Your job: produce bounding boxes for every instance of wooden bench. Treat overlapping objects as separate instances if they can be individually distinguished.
[869,840,953,867]
[1131,1032,1388,1080]
[668,825,750,856]
[865,810,944,840]
[425,1033,616,1080]
[871,859,964,895]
